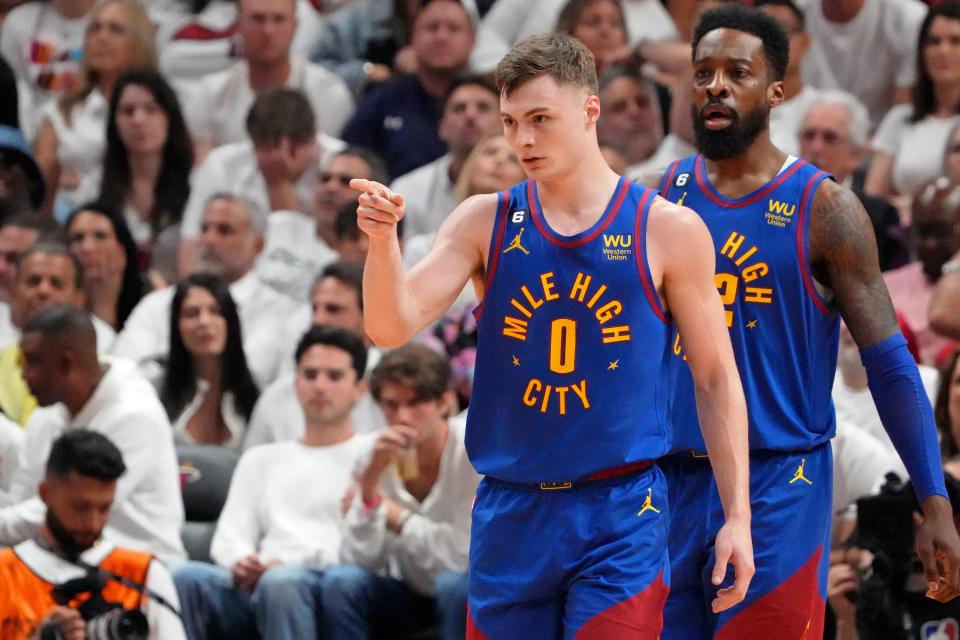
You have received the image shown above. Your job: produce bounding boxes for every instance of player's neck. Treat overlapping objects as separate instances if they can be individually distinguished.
[703,133,787,194]
[536,153,621,221]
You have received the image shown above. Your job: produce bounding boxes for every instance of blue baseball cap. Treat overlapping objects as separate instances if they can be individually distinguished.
[0,124,45,209]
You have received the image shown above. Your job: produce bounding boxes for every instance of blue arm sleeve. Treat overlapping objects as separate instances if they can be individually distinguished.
[861,332,947,501]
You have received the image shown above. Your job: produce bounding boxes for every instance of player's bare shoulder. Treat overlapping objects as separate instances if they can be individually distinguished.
[645,195,716,289]
[807,177,876,276]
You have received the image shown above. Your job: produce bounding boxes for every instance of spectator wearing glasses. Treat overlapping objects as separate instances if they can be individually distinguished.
[255,147,387,302]
[798,90,907,271]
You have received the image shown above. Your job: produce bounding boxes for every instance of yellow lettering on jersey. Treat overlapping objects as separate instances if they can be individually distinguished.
[523,379,541,406]
[570,272,592,302]
[503,317,528,340]
[540,385,552,413]
[510,298,533,318]
[734,246,758,267]
[769,200,796,216]
[540,272,559,301]
[742,262,769,283]
[586,285,608,309]
[720,232,745,258]
[523,378,588,413]
[595,300,622,324]
[602,325,631,343]
[555,386,569,414]
[549,318,576,374]
[603,234,633,248]
[744,287,774,303]
[570,380,590,409]
[521,286,544,311]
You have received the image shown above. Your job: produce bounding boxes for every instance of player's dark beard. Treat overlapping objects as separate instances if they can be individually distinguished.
[46,509,96,561]
[692,102,770,160]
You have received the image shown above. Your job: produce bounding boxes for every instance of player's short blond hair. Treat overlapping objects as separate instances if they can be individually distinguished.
[495,33,599,98]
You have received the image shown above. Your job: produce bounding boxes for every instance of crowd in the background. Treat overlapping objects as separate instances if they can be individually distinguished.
[0,0,960,636]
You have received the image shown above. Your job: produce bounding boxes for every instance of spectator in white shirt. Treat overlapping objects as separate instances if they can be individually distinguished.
[596,65,664,177]
[173,325,375,640]
[255,146,386,301]
[1,304,186,564]
[0,214,58,307]
[322,344,479,640]
[245,260,386,449]
[865,1,960,200]
[0,429,186,640]
[390,75,501,239]
[796,0,924,126]
[0,244,117,427]
[33,0,158,216]
[183,0,354,159]
[178,87,344,273]
[0,0,93,142]
[113,193,298,388]
[160,274,261,451]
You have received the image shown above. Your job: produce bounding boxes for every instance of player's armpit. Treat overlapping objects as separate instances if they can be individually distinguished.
[808,180,899,349]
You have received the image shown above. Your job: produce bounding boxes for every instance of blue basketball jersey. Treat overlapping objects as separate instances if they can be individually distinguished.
[659,155,838,452]
[466,177,673,482]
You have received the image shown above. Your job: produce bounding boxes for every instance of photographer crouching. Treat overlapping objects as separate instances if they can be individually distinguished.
[0,430,185,640]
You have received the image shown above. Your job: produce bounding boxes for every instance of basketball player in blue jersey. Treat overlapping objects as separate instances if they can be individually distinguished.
[352,33,754,640]
[637,5,960,639]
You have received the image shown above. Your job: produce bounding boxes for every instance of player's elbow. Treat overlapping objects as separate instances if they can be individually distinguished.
[929,298,960,340]
[365,323,413,349]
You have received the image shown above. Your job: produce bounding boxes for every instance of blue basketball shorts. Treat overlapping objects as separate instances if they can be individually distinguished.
[467,464,670,640]
[660,443,833,640]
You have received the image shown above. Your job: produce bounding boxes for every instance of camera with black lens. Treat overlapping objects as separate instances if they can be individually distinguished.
[38,568,148,640]
[849,472,960,640]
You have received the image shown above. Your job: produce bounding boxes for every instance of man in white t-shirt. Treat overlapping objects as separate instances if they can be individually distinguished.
[182,0,354,155]
[596,65,665,177]
[114,194,298,388]
[390,75,501,238]
[0,0,91,141]
[322,344,479,640]
[796,0,925,125]
[179,87,345,273]
[255,147,386,301]
[245,260,386,449]
[173,325,375,640]
[0,305,186,565]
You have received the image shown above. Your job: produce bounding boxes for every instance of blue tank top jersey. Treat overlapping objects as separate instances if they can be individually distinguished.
[659,155,839,453]
[466,176,673,483]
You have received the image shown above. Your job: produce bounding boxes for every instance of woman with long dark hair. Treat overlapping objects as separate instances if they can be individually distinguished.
[97,69,193,250]
[161,273,259,450]
[866,1,960,200]
[33,0,157,214]
[66,202,148,331]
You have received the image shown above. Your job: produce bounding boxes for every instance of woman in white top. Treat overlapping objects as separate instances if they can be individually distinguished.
[89,69,193,278]
[33,0,157,216]
[866,2,960,200]
[66,202,149,331]
[160,273,260,451]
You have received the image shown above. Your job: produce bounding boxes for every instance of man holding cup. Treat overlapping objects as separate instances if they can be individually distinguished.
[323,343,480,640]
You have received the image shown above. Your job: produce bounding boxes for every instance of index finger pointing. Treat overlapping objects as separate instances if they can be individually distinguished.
[350,178,390,198]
